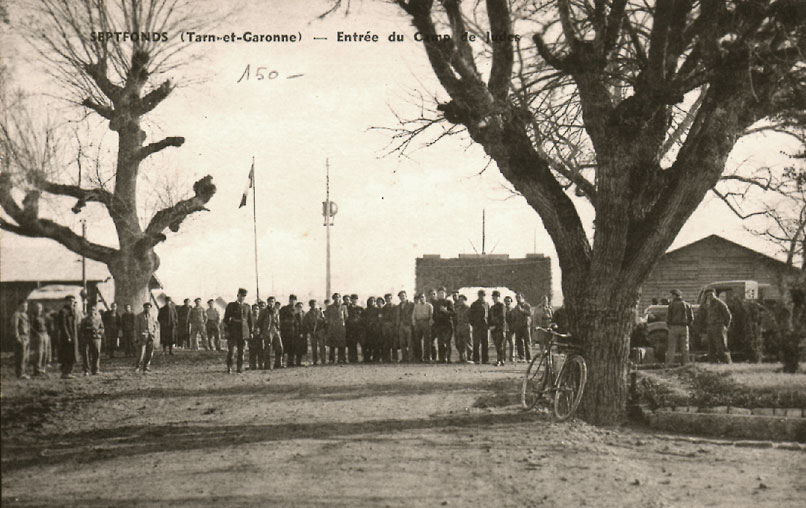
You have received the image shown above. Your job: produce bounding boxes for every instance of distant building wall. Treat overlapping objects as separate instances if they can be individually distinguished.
[415,253,552,306]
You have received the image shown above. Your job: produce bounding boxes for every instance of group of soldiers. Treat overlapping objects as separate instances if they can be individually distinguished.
[10,295,164,379]
[219,286,549,374]
[11,287,551,379]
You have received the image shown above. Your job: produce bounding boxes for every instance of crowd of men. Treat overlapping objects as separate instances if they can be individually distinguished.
[10,287,552,378]
[217,287,549,374]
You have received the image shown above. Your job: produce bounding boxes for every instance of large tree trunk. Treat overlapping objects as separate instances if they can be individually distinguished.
[563,281,639,425]
[108,249,158,311]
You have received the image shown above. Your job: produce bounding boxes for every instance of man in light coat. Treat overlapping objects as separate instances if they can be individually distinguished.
[134,302,158,373]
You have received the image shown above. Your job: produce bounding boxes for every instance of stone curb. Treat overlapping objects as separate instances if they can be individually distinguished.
[652,434,806,451]
[644,409,806,443]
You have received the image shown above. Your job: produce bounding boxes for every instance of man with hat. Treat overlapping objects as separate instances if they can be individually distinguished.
[432,287,455,363]
[346,294,364,363]
[223,288,254,373]
[395,290,415,362]
[189,298,208,351]
[325,292,349,363]
[489,290,508,366]
[665,289,694,367]
[279,295,299,367]
[134,302,158,373]
[701,289,732,363]
[469,290,490,364]
[55,294,82,378]
[205,299,221,351]
[158,297,178,355]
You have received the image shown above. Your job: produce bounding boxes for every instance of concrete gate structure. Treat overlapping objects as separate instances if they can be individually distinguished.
[415,253,552,305]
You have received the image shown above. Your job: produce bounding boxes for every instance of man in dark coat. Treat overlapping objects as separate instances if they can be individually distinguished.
[279,295,299,367]
[432,287,455,363]
[346,294,364,363]
[121,304,137,357]
[469,290,490,364]
[224,288,254,373]
[102,302,122,358]
[176,298,192,349]
[158,297,178,355]
[489,290,508,366]
[56,295,81,378]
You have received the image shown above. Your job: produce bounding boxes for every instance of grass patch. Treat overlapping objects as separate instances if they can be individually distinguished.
[634,363,806,409]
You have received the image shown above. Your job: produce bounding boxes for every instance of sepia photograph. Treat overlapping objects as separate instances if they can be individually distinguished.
[1,0,805,506]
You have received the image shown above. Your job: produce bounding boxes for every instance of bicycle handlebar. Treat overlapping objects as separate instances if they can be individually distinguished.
[535,326,572,340]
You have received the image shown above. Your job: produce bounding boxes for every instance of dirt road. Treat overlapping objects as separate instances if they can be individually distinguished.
[2,351,804,507]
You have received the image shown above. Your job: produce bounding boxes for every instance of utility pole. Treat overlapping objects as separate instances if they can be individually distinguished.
[323,159,338,299]
[482,209,486,255]
[81,219,87,312]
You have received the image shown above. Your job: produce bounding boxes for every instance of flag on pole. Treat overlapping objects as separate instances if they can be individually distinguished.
[239,161,255,208]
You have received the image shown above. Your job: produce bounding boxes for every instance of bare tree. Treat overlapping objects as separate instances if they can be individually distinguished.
[347,0,806,423]
[0,0,217,309]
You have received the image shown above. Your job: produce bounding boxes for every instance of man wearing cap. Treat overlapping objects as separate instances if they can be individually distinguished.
[489,291,508,366]
[223,288,254,373]
[303,299,326,365]
[346,294,364,363]
[453,294,472,363]
[395,291,415,362]
[325,293,349,363]
[134,302,158,373]
[121,303,137,357]
[701,289,733,363]
[279,295,299,367]
[411,293,433,362]
[188,298,207,351]
[158,297,178,355]
[469,290,490,364]
[206,299,221,351]
[79,302,105,375]
[432,287,455,363]
[258,296,283,368]
[249,301,266,370]
[512,293,533,362]
[176,298,192,349]
[102,302,121,359]
[56,295,82,378]
[665,289,694,367]
[379,293,397,362]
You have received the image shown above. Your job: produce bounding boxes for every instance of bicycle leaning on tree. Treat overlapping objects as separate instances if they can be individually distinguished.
[520,325,588,421]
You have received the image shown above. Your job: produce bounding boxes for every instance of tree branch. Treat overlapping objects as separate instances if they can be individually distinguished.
[134,136,185,162]
[135,79,173,115]
[141,175,216,246]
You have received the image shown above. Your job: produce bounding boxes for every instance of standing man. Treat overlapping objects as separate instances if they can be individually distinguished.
[346,294,364,363]
[189,298,208,351]
[380,293,397,362]
[158,297,178,355]
[325,293,349,364]
[303,299,326,365]
[432,287,455,363]
[223,288,253,374]
[363,297,381,363]
[293,301,307,366]
[56,295,81,378]
[396,291,415,362]
[702,289,732,364]
[279,295,299,367]
[489,291,507,366]
[469,290,490,364]
[249,301,265,369]
[205,300,221,351]
[121,304,136,357]
[512,293,532,362]
[176,298,192,349]
[666,289,694,367]
[11,299,30,379]
[79,302,105,375]
[134,302,158,373]
[504,296,515,363]
[102,303,121,359]
[426,289,438,361]
[30,302,51,376]
[412,293,433,363]
[258,296,283,369]
[454,294,472,363]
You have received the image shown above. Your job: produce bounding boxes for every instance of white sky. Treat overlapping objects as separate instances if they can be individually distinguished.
[1,0,798,305]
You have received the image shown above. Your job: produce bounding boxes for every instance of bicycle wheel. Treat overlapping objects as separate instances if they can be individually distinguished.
[521,353,550,410]
[553,354,587,421]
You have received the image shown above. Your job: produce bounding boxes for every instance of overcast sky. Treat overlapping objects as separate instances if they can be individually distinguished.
[1,0,798,305]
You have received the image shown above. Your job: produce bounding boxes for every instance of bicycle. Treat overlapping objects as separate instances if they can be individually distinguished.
[520,325,588,421]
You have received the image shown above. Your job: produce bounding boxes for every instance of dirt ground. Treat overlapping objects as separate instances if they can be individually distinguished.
[2,351,804,507]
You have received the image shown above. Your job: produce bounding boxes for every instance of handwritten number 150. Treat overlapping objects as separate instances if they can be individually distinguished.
[237,65,279,83]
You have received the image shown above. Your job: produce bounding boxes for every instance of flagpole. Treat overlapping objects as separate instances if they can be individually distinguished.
[252,156,260,301]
